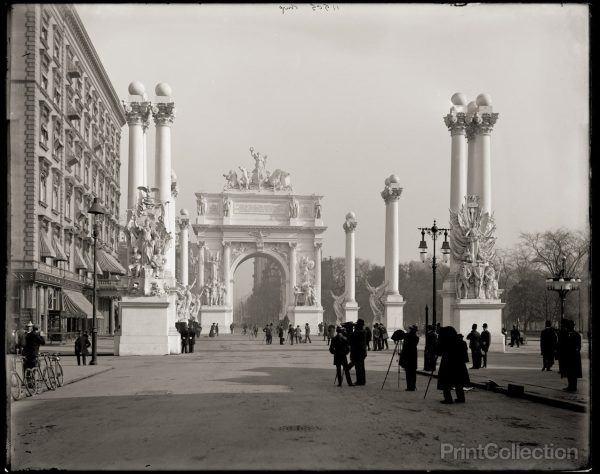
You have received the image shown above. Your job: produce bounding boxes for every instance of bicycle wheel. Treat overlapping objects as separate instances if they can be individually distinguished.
[55,363,64,387]
[32,368,44,394]
[10,372,23,401]
[44,367,57,391]
[24,368,37,395]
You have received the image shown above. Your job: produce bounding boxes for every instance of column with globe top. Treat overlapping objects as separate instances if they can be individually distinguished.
[342,212,359,322]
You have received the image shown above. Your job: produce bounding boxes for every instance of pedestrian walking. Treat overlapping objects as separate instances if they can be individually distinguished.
[510,325,520,347]
[295,325,302,344]
[370,324,378,351]
[400,324,419,391]
[278,325,285,345]
[436,326,470,404]
[263,324,273,344]
[74,331,88,366]
[230,322,235,334]
[480,323,491,368]
[318,322,323,337]
[347,319,368,385]
[424,325,438,371]
[215,323,219,337]
[288,324,295,345]
[304,323,312,343]
[540,320,558,371]
[380,324,389,350]
[329,326,353,387]
[181,325,189,353]
[558,319,582,392]
[466,324,482,369]
[209,323,216,338]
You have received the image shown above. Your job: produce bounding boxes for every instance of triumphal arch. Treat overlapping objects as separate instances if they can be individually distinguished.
[191,148,326,329]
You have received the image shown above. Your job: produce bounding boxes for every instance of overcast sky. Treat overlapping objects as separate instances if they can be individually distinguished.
[77,3,589,271]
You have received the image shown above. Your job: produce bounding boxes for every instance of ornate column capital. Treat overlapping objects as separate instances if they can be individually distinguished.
[314,241,323,249]
[465,112,499,136]
[152,102,176,127]
[343,212,358,233]
[444,112,467,136]
[123,101,152,127]
[381,185,402,204]
[222,240,231,249]
[177,216,190,231]
[288,241,297,250]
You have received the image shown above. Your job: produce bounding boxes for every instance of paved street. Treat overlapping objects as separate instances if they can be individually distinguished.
[9,335,589,470]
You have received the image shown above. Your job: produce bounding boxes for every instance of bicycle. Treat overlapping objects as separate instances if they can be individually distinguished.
[9,356,40,400]
[49,352,64,387]
[36,352,57,392]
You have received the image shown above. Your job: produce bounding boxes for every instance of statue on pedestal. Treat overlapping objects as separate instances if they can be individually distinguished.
[365,279,386,324]
[330,290,345,326]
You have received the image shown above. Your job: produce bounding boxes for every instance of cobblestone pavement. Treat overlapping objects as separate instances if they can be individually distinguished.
[8,335,590,470]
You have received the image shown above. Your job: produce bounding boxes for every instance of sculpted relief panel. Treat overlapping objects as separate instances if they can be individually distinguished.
[233,202,288,216]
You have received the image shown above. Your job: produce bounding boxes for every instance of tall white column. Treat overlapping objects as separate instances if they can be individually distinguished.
[152,87,176,282]
[380,175,405,331]
[314,242,322,307]
[289,242,297,306]
[382,177,402,295]
[222,241,231,306]
[123,103,145,218]
[343,213,359,322]
[178,209,190,286]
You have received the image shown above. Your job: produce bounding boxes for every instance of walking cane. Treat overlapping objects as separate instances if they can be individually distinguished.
[381,341,399,390]
[423,370,435,399]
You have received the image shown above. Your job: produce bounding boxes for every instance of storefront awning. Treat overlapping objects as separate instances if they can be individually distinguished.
[84,251,103,275]
[39,233,56,258]
[74,247,88,270]
[53,237,68,262]
[97,248,126,275]
[62,289,103,319]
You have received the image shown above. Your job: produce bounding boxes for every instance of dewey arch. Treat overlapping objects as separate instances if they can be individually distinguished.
[191,152,326,330]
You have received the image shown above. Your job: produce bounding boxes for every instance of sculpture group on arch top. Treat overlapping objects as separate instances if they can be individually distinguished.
[223,147,292,192]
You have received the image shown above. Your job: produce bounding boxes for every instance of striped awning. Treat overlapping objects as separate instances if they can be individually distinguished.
[84,251,103,275]
[39,233,56,258]
[62,289,103,319]
[74,247,88,270]
[53,237,68,262]
[97,249,126,275]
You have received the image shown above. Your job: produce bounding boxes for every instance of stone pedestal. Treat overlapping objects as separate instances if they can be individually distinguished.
[383,294,405,333]
[343,301,359,323]
[199,306,232,329]
[288,306,323,330]
[446,297,505,352]
[115,294,180,355]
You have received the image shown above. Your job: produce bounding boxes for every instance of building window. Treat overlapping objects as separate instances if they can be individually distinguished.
[91,166,97,193]
[65,189,72,220]
[53,71,62,106]
[39,104,50,149]
[39,166,48,204]
[53,32,62,63]
[84,158,90,187]
[52,175,60,212]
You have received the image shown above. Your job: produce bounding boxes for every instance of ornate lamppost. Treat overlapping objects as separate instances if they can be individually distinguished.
[88,197,105,365]
[418,220,450,330]
[546,255,581,328]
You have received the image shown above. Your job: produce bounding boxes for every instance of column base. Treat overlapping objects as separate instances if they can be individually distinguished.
[116,294,180,355]
[383,294,405,333]
[287,305,323,329]
[343,301,359,323]
[199,306,233,330]
[452,299,505,353]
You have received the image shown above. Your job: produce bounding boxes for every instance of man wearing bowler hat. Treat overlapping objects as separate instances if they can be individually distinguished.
[347,319,368,385]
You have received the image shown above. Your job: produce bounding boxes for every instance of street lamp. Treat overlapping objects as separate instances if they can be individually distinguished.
[88,197,104,365]
[417,220,450,330]
[545,255,581,329]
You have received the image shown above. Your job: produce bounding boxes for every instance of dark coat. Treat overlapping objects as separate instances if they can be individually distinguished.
[400,331,419,370]
[365,326,372,342]
[540,327,558,355]
[188,331,196,345]
[329,333,350,365]
[349,329,367,361]
[23,331,46,359]
[436,327,470,390]
[80,334,91,355]
[559,330,582,379]
[480,330,491,352]
[466,330,482,354]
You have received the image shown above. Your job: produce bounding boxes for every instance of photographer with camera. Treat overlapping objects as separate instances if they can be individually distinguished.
[400,324,419,391]
[329,326,353,387]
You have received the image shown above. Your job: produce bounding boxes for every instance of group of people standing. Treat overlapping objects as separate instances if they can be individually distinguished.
[540,319,582,392]
[328,319,369,387]
[177,321,201,353]
[285,323,312,344]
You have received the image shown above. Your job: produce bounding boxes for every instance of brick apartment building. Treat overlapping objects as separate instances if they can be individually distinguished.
[7,4,127,341]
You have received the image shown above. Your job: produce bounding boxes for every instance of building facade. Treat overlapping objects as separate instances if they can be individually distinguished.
[7,4,127,340]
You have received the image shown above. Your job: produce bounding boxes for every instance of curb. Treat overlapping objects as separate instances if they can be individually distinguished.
[416,370,587,413]
[63,367,114,386]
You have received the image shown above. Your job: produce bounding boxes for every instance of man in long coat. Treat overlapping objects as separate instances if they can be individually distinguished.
[347,319,368,386]
[329,326,353,387]
[558,319,582,391]
[436,326,470,404]
[480,323,491,368]
[540,320,558,371]
[400,324,419,391]
[466,324,482,369]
